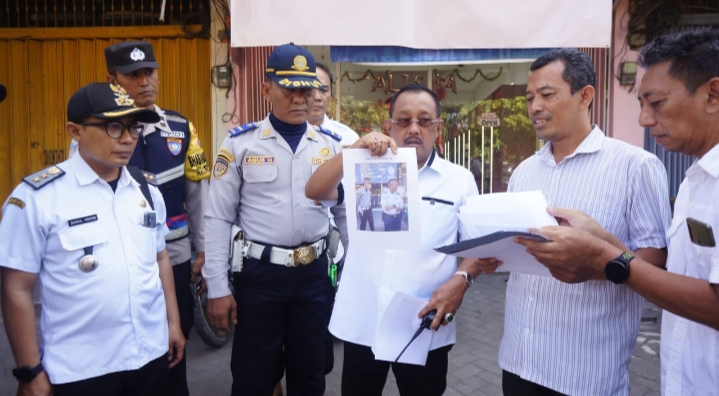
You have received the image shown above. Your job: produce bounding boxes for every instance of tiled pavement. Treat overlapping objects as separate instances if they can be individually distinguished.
[0,273,662,395]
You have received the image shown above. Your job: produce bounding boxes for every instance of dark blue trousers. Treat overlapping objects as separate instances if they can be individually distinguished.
[53,354,169,396]
[383,212,403,231]
[230,254,333,396]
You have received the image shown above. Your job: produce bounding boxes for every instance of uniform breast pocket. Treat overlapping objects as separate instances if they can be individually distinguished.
[58,225,110,274]
[242,164,279,203]
[134,224,158,265]
[420,196,458,246]
[243,164,278,183]
[131,211,157,264]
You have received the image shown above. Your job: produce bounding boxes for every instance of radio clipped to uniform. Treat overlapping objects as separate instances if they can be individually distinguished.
[229,224,245,272]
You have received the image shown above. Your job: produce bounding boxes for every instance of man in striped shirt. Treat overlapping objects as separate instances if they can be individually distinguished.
[480,49,671,396]
[516,29,719,396]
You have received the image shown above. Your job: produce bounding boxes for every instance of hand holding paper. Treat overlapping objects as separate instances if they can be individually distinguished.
[435,191,557,276]
[372,293,433,366]
[513,224,614,283]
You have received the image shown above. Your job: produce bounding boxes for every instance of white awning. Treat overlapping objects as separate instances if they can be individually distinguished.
[230,0,611,49]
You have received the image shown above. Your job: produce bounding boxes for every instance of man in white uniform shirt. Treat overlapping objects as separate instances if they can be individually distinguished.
[309,63,361,146]
[478,49,670,396]
[0,83,184,396]
[305,84,482,396]
[380,179,405,231]
[514,29,719,396]
[304,61,359,381]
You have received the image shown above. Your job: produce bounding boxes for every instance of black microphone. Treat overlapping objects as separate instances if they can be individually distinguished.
[0,84,6,103]
[394,309,438,363]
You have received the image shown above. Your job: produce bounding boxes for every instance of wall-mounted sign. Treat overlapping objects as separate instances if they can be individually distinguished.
[480,113,500,128]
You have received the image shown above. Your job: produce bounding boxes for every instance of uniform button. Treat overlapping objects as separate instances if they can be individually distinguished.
[294,156,299,161]
[673,332,681,340]
[295,204,300,209]
[295,230,300,234]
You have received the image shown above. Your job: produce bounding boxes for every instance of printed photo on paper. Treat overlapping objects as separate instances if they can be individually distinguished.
[343,148,420,249]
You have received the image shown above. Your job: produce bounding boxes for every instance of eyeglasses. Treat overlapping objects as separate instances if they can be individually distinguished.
[390,118,439,128]
[80,121,144,139]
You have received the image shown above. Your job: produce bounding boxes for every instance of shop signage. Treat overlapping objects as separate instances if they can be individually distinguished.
[480,113,500,127]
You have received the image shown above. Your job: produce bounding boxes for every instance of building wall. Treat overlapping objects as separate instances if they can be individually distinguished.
[609,0,644,147]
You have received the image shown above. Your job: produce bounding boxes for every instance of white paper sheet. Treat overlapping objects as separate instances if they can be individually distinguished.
[436,231,551,276]
[372,293,432,366]
[436,191,557,276]
[459,190,558,237]
[343,148,421,250]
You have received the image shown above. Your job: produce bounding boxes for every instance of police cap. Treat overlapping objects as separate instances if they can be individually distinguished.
[67,83,160,124]
[105,41,160,74]
[265,43,323,90]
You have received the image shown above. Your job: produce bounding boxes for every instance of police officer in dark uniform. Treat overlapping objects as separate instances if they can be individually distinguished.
[73,41,210,396]
[202,43,347,396]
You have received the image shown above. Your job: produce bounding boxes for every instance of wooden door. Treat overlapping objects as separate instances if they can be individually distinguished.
[0,30,211,202]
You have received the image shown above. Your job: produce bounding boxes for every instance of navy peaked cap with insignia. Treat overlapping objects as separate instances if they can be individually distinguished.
[67,83,160,124]
[266,43,323,90]
[105,41,160,74]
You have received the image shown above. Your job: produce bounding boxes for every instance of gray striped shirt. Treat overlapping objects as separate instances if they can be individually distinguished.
[499,127,670,396]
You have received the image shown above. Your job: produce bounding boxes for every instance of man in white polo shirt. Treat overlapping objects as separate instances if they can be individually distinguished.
[305,84,483,396]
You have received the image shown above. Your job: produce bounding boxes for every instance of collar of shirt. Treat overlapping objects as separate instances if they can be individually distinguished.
[69,152,134,189]
[322,115,360,146]
[321,114,332,128]
[258,117,318,143]
[418,149,442,175]
[142,105,172,136]
[695,143,719,179]
[537,125,604,166]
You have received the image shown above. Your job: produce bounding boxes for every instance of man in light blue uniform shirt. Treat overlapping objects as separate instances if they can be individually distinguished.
[357,178,374,231]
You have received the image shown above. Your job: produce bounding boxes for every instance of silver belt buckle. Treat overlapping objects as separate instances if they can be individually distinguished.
[292,245,316,266]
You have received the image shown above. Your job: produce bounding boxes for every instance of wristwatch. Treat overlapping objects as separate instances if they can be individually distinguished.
[604,252,635,284]
[454,271,474,288]
[12,362,44,383]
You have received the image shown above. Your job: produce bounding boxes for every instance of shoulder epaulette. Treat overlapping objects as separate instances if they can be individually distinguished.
[164,111,188,124]
[317,125,342,142]
[141,171,159,186]
[22,166,65,190]
[228,122,260,138]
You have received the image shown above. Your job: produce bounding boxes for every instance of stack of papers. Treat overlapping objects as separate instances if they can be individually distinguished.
[435,191,557,276]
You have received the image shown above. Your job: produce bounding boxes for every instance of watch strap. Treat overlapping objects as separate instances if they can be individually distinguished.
[605,252,634,284]
[454,270,473,287]
[12,362,44,383]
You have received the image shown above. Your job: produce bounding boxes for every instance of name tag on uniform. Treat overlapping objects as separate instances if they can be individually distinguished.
[68,214,98,227]
[312,157,326,165]
[244,156,276,165]
[160,130,185,138]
